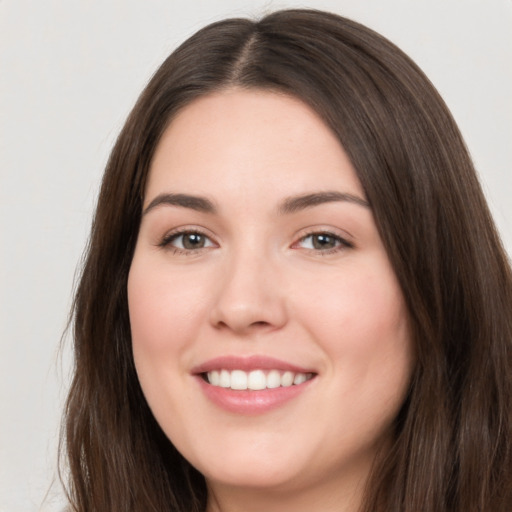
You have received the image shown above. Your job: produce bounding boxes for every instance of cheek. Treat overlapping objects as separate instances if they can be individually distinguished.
[127,255,211,430]
[299,262,408,348]
[295,256,413,410]
[127,256,207,354]
[304,264,413,427]
[126,255,212,417]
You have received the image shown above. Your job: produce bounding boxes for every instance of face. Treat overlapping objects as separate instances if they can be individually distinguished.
[128,89,413,501]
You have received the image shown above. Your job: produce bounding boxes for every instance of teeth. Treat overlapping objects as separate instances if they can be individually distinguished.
[293,373,307,385]
[230,370,247,390]
[266,370,281,389]
[219,370,230,388]
[247,369,266,390]
[281,371,294,387]
[206,369,313,390]
[209,370,220,386]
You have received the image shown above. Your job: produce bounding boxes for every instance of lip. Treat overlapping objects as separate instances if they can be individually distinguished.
[191,355,317,415]
[191,355,315,374]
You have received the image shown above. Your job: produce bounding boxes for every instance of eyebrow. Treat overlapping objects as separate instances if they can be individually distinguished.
[142,190,370,216]
[278,191,370,214]
[143,193,217,215]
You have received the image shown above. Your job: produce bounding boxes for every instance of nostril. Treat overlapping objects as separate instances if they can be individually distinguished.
[209,292,288,333]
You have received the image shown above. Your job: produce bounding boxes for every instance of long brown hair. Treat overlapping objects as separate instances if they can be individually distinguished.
[61,9,512,511]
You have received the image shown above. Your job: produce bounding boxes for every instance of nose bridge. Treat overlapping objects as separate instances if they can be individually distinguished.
[209,238,287,333]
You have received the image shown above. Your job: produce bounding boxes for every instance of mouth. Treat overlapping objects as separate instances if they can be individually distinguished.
[201,369,315,390]
[192,356,317,414]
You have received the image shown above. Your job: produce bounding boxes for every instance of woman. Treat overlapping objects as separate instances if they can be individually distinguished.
[61,8,512,512]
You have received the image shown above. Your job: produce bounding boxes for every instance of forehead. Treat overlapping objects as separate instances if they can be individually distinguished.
[146,88,364,205]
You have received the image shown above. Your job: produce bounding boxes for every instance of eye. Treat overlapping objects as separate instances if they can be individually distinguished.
[295,232,352,252]
[161,230,215,252]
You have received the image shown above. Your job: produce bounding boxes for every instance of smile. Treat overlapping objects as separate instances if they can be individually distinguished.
[205,369,315,390]
[192,356,317,414]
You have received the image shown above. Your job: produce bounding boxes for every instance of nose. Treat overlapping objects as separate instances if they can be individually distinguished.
[209,248,288,335]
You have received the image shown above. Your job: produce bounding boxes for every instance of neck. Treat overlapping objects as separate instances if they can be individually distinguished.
[205,465,368,512]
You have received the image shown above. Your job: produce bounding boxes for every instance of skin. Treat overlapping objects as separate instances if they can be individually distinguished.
[128,89,414,512]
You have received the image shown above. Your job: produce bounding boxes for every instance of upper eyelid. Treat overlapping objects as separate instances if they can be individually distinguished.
[295,232,352,249]
[158,226,217,247]
[162,225,215,238]
[295,226,354,242]
[166,228,210,239]
[156,225,354,248]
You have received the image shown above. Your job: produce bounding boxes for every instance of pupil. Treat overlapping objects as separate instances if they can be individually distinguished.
[313,234,335,249]
[183,233,204,249]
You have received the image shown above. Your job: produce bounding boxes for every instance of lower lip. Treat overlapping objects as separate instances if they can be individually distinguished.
[195,375,315,415]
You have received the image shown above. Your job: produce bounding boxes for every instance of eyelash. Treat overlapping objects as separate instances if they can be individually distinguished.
[158,229,215,256]
[294,230,353,255]
[158,229,353,255]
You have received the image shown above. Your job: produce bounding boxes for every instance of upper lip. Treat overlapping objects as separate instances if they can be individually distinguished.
[191,355,315,375]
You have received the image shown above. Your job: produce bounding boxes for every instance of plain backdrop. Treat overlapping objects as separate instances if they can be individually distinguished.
[1,1,511,510]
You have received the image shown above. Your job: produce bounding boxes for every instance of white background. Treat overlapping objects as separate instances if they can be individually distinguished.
[1,1,511,510]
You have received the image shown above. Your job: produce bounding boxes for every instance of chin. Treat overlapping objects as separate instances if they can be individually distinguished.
[203,464,295,490]
[177,431,314,492]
